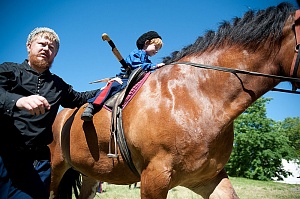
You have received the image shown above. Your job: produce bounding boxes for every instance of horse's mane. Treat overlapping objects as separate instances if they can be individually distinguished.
[163,2,296,64]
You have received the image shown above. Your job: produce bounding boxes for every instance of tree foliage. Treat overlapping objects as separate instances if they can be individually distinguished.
[225,97,297,181]
[276,117,300,158]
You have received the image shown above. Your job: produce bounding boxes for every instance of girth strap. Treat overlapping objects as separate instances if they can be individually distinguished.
[108,67,146,177]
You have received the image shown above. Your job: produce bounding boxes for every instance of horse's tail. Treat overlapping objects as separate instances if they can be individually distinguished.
[57,168,81,199]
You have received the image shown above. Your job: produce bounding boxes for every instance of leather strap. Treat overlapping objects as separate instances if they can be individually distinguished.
[290,10,300,90]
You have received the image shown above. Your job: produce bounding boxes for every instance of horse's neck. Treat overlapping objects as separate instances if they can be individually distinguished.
[182,48,282,118]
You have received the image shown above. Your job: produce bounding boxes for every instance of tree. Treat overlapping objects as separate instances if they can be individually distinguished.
[225,98,295,181]
[276,117,300,158]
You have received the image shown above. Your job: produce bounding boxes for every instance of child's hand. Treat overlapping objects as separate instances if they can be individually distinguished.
[100,77,123,90]
[156,63,165,69]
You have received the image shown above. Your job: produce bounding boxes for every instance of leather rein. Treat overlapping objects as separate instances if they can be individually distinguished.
[173,10,300,95]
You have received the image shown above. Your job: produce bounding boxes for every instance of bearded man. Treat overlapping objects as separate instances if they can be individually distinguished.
[0,27,99,199]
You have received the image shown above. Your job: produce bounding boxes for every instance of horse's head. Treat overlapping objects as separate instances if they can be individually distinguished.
[290,10,300,90]
[278,7,300,90]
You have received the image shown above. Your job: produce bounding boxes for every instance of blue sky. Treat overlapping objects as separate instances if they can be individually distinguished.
[0,0,299,121]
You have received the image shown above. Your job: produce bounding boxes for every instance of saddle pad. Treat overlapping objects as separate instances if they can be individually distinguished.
[103,72,150,111]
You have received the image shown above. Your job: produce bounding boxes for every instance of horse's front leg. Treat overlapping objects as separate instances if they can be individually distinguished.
[140,157,172,199]
[190,169,239,199]
[208,169,239,199]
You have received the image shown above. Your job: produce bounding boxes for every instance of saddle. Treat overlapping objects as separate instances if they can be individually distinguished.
[104,67,148,177]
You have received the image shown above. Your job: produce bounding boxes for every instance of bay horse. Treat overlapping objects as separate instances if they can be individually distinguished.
[49,2,300,199]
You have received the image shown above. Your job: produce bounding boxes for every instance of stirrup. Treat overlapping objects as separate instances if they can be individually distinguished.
[107,131,119,158]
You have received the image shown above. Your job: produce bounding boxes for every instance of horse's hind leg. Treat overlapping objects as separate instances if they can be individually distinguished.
[191,169,239,199]
[49,142,70,199]
[49,162,70,199]
[79,175,99,199]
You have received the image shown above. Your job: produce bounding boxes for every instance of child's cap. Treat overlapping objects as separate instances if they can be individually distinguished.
[136,31,162,49]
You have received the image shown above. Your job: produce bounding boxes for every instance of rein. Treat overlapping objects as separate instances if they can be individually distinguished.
[173,61,300,94]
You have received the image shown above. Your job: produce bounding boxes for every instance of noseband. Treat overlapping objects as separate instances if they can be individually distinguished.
[290,10,300,91]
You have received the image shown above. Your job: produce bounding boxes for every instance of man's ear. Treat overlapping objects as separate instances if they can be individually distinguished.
[26,43,31,53]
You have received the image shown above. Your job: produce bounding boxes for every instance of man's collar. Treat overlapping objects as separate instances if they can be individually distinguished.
[23,59,51,75]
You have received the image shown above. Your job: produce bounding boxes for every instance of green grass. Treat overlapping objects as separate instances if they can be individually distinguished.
[91,178,300,199]
[230,177,300,199]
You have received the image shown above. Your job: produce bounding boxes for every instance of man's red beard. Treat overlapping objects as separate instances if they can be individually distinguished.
[29,53,53,71]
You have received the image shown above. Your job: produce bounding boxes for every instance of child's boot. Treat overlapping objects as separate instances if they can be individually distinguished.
[81,103,94,121]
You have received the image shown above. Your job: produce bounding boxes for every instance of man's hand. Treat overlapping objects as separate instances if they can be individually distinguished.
[16,95,51,115]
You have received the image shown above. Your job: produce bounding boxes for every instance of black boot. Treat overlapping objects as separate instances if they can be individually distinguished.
[81,103,94,121]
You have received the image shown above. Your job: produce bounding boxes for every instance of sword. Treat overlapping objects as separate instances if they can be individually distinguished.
[89,33,130,84]
[102,33,130,71]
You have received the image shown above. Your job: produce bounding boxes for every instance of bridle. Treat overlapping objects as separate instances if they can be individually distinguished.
[290,9,300,91]
[173,10,300,95]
